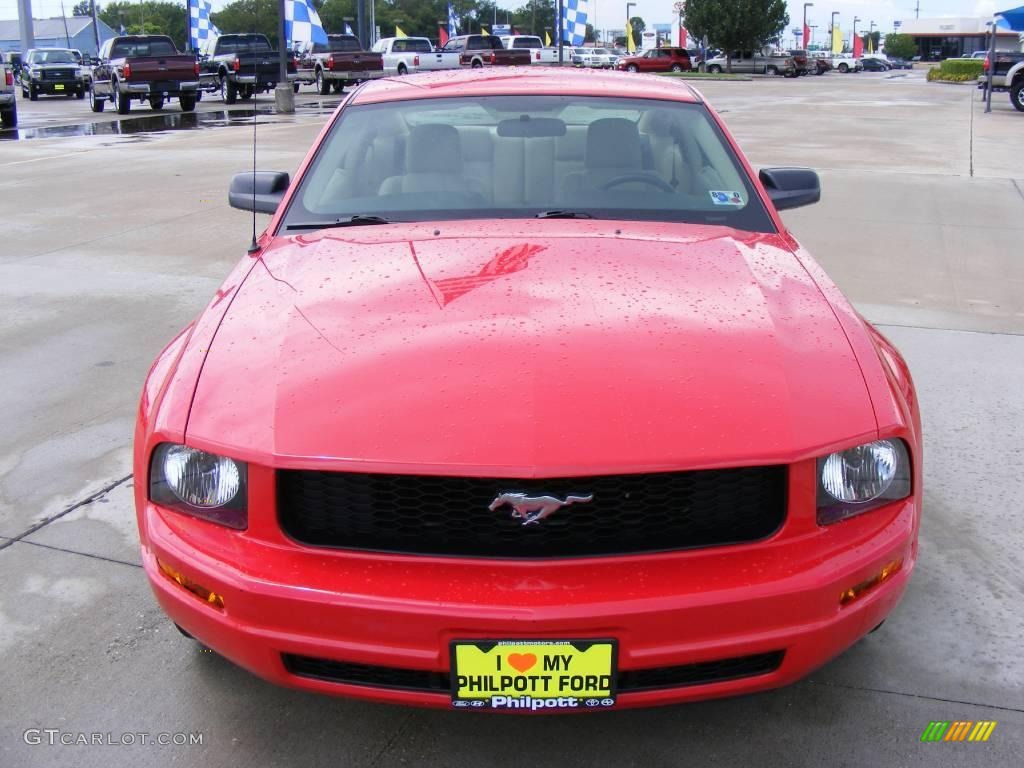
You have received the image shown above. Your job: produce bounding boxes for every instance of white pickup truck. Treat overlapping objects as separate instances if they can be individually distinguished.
[499,35,559,65]
[1,59,17,128]
[371,37,460,75]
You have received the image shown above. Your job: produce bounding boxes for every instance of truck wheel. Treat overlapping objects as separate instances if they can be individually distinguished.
[1011,80,1024,112]
[220,76,237,105]
[0,104,15,129]
[397,63,408,76]
[707,65,722,74]
[471,60,483,69]
[293,82,299,93]
[838,63,849,73]
[767,66,778,76]
[179,94,196,112]
[113,83,131,114]
[316,69,331,95]
[670,64,683,73]
[149,96,165,111]
[29,84,38,101]
[89,87,104,112]
[332,81,344,92]
[75,88,85,99]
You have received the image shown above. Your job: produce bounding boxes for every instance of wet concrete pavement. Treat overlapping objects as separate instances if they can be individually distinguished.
[1,73,1022,767]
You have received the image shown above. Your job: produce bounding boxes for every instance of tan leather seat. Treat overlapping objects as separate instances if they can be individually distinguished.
[378,124,484,198]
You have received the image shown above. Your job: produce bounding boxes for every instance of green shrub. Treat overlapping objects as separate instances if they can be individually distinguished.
[927,66,980,82]
[939,58,984,77]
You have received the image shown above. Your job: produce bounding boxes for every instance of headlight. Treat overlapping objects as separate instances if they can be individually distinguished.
[816,439,911,525]
[149,443,247,529]
[73,68,81,77]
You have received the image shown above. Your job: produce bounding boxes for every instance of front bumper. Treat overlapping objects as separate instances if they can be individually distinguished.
[31,79,80,93]
[140,481,918,710]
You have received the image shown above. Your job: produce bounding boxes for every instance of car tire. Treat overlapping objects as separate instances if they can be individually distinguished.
[397,64,407,76]
[29,84,38,101]
[766,66,778,76]
[670,63,683,73]
[220,75,237,105]
[708,64,722,74]
[838,63,848,73]
[471,60,483,69]
[113,83,130,114]
[89,87,104,112]
[75,88,85,98]
[0,105,15,129]
[179,93,196,112]
[316,69,330,95]
[293,82,299,93]
[1011,80,1024,112]
[149,96,164,111]
[627,64,639,72]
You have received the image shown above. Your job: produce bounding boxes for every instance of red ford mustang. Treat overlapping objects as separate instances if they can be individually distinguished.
[134,69,921,712]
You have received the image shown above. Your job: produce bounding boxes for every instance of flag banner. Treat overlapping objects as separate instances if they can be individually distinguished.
[481,27,489,36]
[285,0,328,47]
[396,24,407,37]
[626,20,635,52]
[544,30,552,46]
[562,0,589,46]
[831,24,842,54]
[439,23,449,45]
[853,34,863,57]
[803,23,810,48]
[345,23,354,35]
[448,3,459,38]
[189,0,221,51]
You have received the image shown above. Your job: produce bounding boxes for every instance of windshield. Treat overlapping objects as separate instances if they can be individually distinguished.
[111,39,177,57]
[593,49,610,55]
[219,37,272,54]
[31,50,77,64]
[510,37,544,49]
[283,96,772,232]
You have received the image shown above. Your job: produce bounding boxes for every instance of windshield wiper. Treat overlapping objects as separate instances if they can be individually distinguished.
[535,210,593,219]
[286,215,395,231]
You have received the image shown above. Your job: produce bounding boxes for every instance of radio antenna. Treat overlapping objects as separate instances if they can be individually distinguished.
[247,55,259,254]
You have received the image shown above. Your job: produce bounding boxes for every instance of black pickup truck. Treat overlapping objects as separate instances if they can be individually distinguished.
[295,34,384,94]
[980,51,1024,112]
[90,35,200,113]
[198,34,296,104]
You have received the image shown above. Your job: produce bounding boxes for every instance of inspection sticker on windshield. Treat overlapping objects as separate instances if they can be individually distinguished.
[710,191,744,206]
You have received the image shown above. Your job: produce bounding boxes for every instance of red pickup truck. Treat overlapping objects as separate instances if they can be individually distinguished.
[440,35,532,68]
[90,35,200,114]
[295,34,384,94]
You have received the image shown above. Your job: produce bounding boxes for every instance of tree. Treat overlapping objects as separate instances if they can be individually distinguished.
[210,0,281,45]
[72,1,95,16]
[629,16,645,39]
[585,23,595,43]
[99,2,189,48]
[860,31,881,53]
[684,0,789,72]
[883,33,916,60]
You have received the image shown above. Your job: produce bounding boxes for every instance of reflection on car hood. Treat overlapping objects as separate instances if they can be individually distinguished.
[186,220,877,473]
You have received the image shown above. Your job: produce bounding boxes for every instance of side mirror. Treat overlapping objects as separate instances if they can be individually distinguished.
[229,171,290,214]
[759,167,820,211]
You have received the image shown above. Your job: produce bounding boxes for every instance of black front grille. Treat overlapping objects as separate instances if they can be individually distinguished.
[282,651,785,694]
[44,69,75,80]
[278,466,786,558]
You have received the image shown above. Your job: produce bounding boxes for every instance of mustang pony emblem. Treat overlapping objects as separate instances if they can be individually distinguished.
[489,492,594,526]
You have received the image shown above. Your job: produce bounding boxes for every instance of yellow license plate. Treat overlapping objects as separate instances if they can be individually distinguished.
[451,639,617,711]
[54,84,64,90]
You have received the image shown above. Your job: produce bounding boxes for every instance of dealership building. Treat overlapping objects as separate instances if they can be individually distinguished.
[0,16,115,56]
[896,17,1023,59]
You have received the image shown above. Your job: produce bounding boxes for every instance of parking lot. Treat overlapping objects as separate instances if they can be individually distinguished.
[1,69,1022,767]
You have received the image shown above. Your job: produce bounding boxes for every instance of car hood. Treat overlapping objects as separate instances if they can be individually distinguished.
[186,220,877,474]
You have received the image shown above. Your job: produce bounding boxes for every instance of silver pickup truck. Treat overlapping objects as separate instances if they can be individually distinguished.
[705,51,796,76]
[1,59,16,128]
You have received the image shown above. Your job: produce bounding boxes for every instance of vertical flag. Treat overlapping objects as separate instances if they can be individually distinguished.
[562,0,588,46]
[867,36,874,54]
[439,23,449,45]
[395,25,407,38]
[189,0,221,52]
[803,23,810,48]
[853,33,863,57]
[345,23,355,35]
[448,3,458,38]
[285,0,328,47]
[626,20,635,53]
[481,27,489,36]
[831,24,842,54]
[544,30,552,46]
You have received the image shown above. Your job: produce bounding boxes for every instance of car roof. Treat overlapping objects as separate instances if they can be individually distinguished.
[351,68,702,105]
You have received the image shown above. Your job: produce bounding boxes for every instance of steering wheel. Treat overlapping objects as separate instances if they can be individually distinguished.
[600,174,676,193]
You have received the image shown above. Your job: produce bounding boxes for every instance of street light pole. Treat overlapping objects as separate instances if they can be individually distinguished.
[830,11,838,53]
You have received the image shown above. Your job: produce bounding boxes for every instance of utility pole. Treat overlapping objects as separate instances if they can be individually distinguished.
[915,2,920,20]
[18,0,35,51]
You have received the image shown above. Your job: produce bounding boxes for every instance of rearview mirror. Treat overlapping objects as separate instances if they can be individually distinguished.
[759,167,820,211]
[497,116,566,138]
[229,171,290,214]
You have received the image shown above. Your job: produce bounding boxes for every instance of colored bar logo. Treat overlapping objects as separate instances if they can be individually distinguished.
[921,721,996,742]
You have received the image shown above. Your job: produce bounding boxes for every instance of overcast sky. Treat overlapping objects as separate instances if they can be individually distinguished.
[0,0,1010,42]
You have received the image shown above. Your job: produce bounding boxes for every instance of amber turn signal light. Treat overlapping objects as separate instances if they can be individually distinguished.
[157,559,225,610]
[839,559,903,607]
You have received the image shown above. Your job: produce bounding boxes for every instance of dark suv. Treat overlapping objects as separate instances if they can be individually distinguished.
[21,48,85,99]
